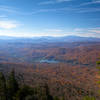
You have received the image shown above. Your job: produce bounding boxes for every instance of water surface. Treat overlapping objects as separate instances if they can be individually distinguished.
[40,59,59,63]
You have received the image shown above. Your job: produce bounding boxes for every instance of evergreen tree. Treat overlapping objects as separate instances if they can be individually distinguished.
[7,70,19,100]
[54,96,60,100]
[25,95,35,100]
[15,85,35,100]
[44,83,53,100]
[0,72,7,100]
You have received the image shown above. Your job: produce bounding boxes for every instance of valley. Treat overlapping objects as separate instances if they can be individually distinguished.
[0,36,100,99]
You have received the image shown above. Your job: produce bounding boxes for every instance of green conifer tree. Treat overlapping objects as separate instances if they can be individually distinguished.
[7,70,19,100]
[0,72,7,100]
[44,83,53,100]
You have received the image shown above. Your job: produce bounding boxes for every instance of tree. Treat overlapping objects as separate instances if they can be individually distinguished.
[96,61,100,97]
[42,83,53,100]
[83,96,96,100]
[54,96,60,100]
[25,95,35,100]
[7,70,19,100]
[15,85,35,100]
[82,61,100,100]
[0,72,7,100]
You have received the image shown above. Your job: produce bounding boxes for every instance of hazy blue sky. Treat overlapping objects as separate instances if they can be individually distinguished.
[0,0,100,37]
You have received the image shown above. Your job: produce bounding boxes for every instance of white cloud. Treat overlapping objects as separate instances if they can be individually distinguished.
[93,0,100,3]
[74,27,100,37]
[0,2,100,16]
[80,0,100,6]
[39,1,54,5]
[0,20,19,29]
[0,5,18,13]
[56,0,71,2]
[45,29,63,32]
[0,27,100,38]
[0,30,64,37]
[39,0,72,5]
[0,5,30,16]
[31,7,100,15]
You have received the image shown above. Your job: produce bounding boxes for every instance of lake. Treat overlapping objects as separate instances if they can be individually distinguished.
[40,59,59,63]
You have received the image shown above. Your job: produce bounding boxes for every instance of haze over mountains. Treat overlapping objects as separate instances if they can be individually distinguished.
[0,35,99,65]
[0,35,100,43]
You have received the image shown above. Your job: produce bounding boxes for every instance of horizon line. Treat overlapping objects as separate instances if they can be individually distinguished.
[0,35,99,38]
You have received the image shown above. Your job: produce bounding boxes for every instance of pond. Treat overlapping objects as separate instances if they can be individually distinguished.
[39,59,59,63]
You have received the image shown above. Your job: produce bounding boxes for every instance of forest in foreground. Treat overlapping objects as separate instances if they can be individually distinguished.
[0,69,98,100]
[0,60,100,100]
[0,39,100,100]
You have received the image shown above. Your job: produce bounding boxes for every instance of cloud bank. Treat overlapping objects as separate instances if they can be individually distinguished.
[0,20,19,29]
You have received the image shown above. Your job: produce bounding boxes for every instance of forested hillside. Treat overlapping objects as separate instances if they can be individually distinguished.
[0,39,100,100]
[0,69,99,100]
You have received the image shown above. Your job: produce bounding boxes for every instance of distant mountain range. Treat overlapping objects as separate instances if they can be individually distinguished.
[0,35,100,43]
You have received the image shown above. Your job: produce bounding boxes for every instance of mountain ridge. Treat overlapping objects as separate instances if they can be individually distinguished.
[0,35,100,43]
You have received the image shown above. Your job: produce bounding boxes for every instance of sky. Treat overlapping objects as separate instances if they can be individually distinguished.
[0,0,100,37]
